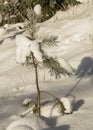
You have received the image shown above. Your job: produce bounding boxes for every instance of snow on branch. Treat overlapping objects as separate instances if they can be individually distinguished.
[16,34,43,64]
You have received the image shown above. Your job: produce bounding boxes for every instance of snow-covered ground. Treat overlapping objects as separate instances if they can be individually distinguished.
[0,0,93,130]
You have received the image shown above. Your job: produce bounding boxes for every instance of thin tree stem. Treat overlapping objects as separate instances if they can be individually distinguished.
[31,52,41,116]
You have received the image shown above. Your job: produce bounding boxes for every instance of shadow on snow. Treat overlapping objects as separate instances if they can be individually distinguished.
[75,56,93,78]
[42,125,70,130]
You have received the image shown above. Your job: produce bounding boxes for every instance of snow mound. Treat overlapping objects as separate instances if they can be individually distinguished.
[6,114,49,130]
[10,125,33,130]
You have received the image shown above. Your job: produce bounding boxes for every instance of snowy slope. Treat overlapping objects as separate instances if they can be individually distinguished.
[0,0,93,130]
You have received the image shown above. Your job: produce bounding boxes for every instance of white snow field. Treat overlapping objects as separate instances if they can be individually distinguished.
[0,0,93,130]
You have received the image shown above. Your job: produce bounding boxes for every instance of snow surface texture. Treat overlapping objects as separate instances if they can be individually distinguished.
[0,0,93,130]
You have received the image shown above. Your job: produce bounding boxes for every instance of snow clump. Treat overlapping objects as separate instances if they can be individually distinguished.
[34,4,42,16]
[60,97,74,114]
[22,98,32,106]
[16,34,43,64]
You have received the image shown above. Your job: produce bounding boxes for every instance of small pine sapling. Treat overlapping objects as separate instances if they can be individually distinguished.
[16,8,74,116]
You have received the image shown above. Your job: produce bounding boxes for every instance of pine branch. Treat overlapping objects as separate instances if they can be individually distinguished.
[41,35,58,47]
[43,55,71,78]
